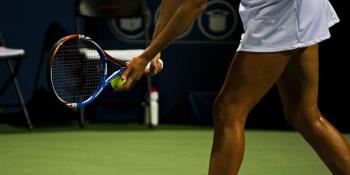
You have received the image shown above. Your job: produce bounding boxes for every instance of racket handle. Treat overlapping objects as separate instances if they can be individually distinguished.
[107,55,151,71]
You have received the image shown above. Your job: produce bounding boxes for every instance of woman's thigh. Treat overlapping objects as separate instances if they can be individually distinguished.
[276,44,319,121]
[215,51,292,120]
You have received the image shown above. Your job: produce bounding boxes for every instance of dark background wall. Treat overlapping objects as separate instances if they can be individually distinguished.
[0,0,348,132]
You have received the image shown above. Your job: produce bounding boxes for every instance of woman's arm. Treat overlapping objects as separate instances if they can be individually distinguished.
[143,0,207,61]
[120,0,207,89]
[152,0,185,41]
[144,0,185,76]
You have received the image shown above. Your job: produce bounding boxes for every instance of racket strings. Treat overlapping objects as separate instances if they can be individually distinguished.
[51,39,105,103]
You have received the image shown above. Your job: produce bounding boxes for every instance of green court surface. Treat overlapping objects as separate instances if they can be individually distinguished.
[0,123,349,175]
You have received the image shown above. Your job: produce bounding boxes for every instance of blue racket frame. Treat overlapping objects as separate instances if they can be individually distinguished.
[50,35,126,109]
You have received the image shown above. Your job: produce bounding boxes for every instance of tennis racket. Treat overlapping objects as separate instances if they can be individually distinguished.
[48,34,147,109]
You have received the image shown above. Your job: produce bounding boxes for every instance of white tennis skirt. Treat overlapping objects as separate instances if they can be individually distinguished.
[237,0,340,52]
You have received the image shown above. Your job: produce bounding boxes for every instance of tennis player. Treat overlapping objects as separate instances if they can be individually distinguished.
[117,0,350,174]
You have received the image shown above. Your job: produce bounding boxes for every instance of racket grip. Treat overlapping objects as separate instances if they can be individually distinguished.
[124,62,151,71]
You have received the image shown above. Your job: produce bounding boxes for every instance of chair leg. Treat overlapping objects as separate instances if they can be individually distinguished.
[145,76,154,129]
[6,60,33,130]
[79,107,85,128]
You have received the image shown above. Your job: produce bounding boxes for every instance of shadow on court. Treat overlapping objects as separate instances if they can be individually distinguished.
[0,121,213,135]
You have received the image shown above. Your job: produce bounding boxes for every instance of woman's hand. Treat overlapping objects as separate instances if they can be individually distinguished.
[113,53,163,91]
[144,53,164,76]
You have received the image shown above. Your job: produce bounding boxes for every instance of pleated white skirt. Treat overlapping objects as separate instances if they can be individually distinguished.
[237,0,340,52]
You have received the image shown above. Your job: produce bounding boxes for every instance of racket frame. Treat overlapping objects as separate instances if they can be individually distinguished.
[49,34,125,109]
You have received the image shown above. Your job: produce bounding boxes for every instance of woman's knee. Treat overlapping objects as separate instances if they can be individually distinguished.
[212,96,248,127]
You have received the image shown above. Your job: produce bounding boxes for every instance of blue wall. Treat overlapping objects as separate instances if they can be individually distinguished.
[0,1,75,111]
[1,0,349,131]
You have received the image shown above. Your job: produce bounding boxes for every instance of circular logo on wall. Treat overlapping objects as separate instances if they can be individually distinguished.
[108,11,152,41]
[198,0,238,40]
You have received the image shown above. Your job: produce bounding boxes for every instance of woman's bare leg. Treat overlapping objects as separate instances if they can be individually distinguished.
[208,51,292,175]
[277,44,350,175]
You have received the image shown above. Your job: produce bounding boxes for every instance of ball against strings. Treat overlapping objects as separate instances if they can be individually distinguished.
[110,76,126,89]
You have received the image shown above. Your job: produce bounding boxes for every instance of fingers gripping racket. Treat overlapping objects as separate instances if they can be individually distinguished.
[49,34,144,109]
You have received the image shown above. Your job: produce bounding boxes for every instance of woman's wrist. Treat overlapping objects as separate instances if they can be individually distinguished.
[141,47,158,62]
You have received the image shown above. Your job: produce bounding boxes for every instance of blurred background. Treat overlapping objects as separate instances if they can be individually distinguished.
[0,0,348,132]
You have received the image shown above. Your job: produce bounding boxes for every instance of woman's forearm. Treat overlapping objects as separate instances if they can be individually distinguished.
[152,0,185,40]
[143,0,207,60]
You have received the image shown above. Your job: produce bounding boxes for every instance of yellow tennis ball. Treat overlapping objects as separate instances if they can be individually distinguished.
[110,76,126,89]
